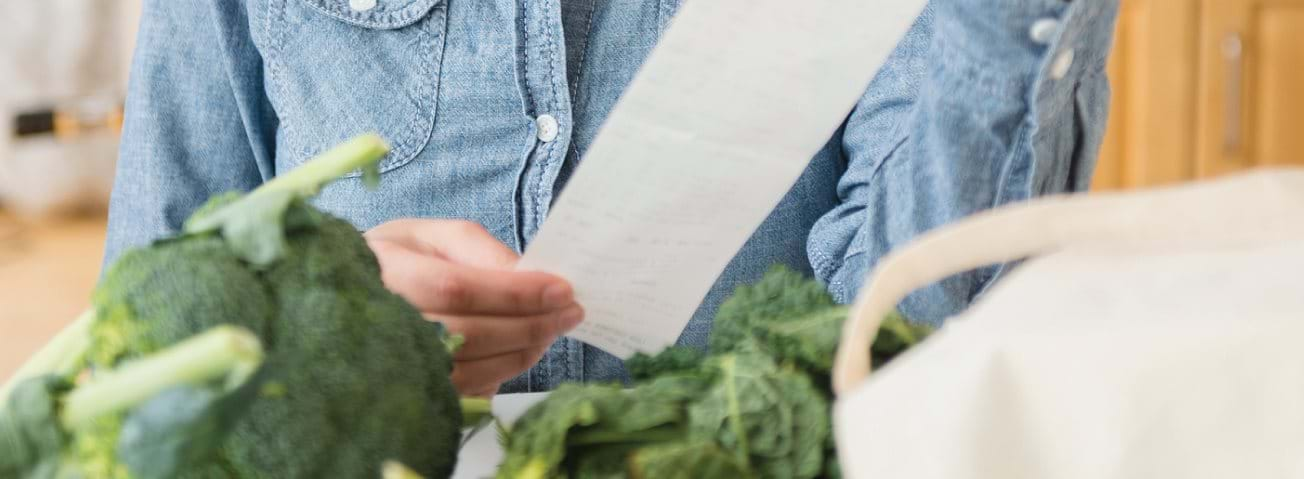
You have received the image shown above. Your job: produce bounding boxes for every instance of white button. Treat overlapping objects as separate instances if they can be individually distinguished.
[349,0,376,12]
[1029,18,1059,45]
[1050,49,1074,80]
[536,114,559,142]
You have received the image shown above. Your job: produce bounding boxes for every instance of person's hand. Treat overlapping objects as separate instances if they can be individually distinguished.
[364,219,582,397]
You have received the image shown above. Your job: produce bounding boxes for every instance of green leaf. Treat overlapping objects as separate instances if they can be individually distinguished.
[686,353,828,479]
[496,384,617,478]
[625,347,705,382]
[496,379,701,479]
[0,376,71,478]
[568,443,637,479]
[709,266,837,357]
[116,378,261,479]
[755,306,848,375]
[871,311,934,367]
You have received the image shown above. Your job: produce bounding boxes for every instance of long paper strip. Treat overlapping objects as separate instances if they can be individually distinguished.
[519,0,930,358]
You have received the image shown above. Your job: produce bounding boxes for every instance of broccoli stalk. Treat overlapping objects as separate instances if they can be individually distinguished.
[382,460,428,479]
[0,310,94,404]
[0,327,265,478]
[60,326,264,429]
[460,397,493,427]
[184,133,390,266]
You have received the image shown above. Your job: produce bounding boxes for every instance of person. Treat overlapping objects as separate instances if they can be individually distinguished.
[105,0,1119,396]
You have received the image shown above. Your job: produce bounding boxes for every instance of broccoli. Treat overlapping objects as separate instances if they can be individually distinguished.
[1,134,466,478]
[1,327,265,479]
[495,266,934,479]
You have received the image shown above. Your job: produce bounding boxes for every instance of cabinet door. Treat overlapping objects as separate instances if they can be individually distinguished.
[1093,0,1201,190]
[1198,0,1304,177]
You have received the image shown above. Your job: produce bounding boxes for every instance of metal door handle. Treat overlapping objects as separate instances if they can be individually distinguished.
[1222,33,1244,154]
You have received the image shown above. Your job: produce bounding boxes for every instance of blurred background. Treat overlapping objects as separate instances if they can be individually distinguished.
[0,1,140,378]
[0,0,1300,380]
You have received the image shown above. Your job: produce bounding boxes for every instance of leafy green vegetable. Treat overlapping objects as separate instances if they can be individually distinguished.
[626,347,706,381]
[708,267,838,360]
[78,134,464,479]
[497,265,934,479]
[686,353,828,479]
[497,376,708,479]
[2,134,471,479]
[0,327,264,479]
[628,441,748,479]
[871,311,934,367]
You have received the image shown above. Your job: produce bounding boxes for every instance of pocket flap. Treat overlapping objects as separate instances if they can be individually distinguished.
[299,0,441,29]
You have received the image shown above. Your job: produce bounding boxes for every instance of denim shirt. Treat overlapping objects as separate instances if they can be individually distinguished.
[106,0,1119,392]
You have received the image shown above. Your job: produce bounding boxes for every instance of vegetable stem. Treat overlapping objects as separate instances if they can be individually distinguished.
[182,134,389,237]
[180,133,391,265]
[0,309,94,404]
[381,460,427,479]
[566,424,683,447]
[720,355,751,466]
[460,397,493,426]
[60,326,264,429]
[256,133,390,197]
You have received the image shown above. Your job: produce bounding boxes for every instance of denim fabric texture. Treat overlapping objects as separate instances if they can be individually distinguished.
[106,0,1120,392]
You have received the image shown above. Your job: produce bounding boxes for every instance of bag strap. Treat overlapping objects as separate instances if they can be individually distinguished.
[832,168,1304,395]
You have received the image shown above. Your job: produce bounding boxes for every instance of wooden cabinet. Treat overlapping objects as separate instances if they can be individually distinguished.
[1093,0,1304,190]
[1197,0,1304,177]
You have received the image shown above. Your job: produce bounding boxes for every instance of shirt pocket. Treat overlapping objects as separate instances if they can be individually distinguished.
[265,0,448,175]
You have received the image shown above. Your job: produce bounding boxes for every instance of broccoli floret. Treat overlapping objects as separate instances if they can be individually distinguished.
[215,210,461,479]
[89,234,275,368]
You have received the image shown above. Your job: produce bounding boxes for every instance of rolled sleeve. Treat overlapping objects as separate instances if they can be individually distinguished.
[809,0,1121,324]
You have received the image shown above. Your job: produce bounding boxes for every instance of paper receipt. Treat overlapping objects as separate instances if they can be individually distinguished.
[518,0,930,358]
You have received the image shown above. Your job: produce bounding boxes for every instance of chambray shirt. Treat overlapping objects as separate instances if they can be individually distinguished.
[106,0,1120,392]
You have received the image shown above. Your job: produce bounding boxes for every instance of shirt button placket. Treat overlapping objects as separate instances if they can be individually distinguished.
[518,0,579,386]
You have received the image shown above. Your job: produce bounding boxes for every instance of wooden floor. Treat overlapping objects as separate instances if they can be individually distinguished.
[0,211,107,382]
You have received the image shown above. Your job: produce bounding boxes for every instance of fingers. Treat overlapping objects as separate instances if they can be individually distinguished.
[451,346,550,395]
[431,305,584,360]
[366,219,520,270]
[370,240,575,316]
[364,218,585,396]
